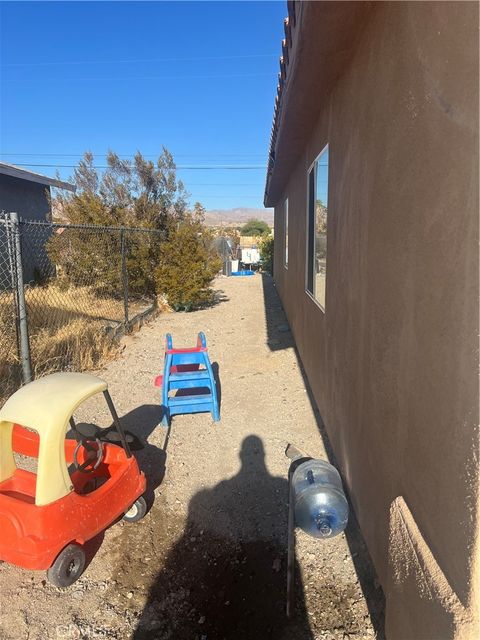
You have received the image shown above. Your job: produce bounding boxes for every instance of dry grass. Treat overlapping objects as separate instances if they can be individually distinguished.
[0,283,137,405]
[25,283,126,329]
[31,318,117,378]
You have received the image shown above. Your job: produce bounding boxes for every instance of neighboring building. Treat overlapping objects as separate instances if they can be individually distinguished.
[0,162,75,222]
[264,3,478,639]
[0,162,75,282]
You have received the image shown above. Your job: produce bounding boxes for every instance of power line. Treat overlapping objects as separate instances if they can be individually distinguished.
[2,53,278,68]
[189,195,263,197]
[5,72,276,83]
[188,195,262,199]
[10,163,266,170]
[139,182,265,186]
[128,182,264,186]
[1,153,266,159]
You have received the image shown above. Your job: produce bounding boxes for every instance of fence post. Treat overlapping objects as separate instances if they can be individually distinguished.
[120,228,129,331]
[9,212,33,384]
[4,212,17,294]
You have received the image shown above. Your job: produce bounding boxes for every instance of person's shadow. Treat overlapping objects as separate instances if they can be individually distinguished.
[132,435,313,640]
[118,404,170,505]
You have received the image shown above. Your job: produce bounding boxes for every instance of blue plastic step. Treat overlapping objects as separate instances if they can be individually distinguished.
[168,393,213,406]
[159,331,220,425]
[171,352,206,366]
[169,371,210,383]
[168,370,212,391]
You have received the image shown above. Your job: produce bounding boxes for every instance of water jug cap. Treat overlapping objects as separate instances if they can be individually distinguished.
[315,514,332,537]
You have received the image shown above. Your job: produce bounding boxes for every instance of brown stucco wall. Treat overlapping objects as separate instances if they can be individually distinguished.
[272,2,479,638]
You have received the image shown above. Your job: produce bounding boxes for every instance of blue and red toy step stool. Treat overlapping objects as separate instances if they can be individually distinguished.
[154,331,220,426]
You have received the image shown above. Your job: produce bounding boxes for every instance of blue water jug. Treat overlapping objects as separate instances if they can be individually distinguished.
[291,459,349,538]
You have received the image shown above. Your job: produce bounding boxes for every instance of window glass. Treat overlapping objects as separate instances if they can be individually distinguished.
[306,146,328,309]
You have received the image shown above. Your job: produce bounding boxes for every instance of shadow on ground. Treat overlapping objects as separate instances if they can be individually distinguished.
[299,371,386,639]
[260,274,295,352]
[198,288,229,309]
[260,273,386,639]
[132,436,313,640]
[126,275,385,639]
[120,404,170,502]
[70,403,169,501]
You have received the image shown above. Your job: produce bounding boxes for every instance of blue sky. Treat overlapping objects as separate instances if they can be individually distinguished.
[0,1,286,210]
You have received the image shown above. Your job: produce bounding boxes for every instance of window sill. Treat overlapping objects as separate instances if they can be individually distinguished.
[305,289,325,314]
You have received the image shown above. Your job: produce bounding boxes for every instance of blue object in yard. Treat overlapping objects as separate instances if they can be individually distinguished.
[154,331,220,426]
[231,270,255,276]
[291,459,349,538]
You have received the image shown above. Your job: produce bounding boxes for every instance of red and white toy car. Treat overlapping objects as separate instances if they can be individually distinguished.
[0,372,147,587]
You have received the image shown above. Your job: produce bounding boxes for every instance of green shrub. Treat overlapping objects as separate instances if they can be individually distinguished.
[155,213,222,311]
[260,236,274,274]
[240,218,271,237]
[48,149,187,298]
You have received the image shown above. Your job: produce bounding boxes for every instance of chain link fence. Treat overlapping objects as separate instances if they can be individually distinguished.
[0,213,164,405]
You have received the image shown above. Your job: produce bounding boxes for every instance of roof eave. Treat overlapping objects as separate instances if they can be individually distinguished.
[0,162,76,192]
[264,1,374,207]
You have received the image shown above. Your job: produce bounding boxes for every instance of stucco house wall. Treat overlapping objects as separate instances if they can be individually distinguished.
[267,2,479,638]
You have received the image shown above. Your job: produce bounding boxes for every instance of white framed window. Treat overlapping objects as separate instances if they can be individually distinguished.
[306,145,329,310]
[284,198,289,268]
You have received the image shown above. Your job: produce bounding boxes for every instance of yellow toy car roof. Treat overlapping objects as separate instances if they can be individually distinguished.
[0,372,107,506]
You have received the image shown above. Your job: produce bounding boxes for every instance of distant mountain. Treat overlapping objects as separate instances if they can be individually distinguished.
[204,207,274,227]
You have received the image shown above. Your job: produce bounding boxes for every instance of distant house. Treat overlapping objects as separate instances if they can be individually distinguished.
[0,162,75,282]
[264,3,478,640]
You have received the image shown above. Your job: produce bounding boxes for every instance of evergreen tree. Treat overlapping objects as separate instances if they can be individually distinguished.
[49,148,188,296]
[155,203,222,311]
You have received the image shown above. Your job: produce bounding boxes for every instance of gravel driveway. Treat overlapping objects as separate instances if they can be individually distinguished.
[0,274,385,640]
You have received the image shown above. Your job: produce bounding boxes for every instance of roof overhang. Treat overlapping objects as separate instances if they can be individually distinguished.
[0,162,76,192]
[264,1,374,207]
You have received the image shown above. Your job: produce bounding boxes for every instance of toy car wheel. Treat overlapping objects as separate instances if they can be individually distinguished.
[47,543,86,588]
[123,495,147,523]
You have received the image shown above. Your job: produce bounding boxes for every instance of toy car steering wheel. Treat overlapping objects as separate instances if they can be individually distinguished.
[73,438,104,473]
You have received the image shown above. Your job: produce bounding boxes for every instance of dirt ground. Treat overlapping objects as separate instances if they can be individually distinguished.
[0,275,385,640]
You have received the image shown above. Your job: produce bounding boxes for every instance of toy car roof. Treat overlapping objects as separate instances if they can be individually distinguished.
[0,372,107,435]
[0,372,107,506]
